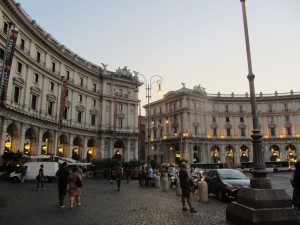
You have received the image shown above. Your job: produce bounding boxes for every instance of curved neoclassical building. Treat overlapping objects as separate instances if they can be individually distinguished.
[146,85,300,166]
[0,0,141,161]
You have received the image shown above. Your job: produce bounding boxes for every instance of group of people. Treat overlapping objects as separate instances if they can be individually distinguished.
[138,166,154,187]
[34,162,83,209]
[56,162,83,208]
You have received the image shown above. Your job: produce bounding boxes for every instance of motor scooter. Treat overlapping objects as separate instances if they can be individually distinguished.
[169,174,177,189]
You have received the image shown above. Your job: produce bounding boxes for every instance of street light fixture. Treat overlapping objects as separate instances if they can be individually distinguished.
[137,74,163,164]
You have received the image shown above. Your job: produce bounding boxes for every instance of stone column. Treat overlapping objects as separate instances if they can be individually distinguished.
[135,139,138,160]
[126,139,131,162]
[37,129,43,155]
[18,124,27,153]
[0,119,9,156]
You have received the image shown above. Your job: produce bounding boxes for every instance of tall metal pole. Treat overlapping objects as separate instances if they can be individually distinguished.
[240,0,271,189]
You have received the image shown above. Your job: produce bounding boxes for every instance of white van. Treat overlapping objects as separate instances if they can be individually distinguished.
[10,162,59,183]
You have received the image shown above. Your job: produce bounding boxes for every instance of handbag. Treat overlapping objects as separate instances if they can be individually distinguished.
[76,175,82,188]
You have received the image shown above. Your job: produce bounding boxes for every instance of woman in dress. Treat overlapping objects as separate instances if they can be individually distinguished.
[68,166,82,208]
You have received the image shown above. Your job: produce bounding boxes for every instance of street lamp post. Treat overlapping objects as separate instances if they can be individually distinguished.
[226,1,297,224]
[240,0,270,189]
[137,74,163,165]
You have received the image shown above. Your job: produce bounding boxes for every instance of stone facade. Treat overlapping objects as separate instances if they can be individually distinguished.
[0,0,141,161]
[145,85,300,167]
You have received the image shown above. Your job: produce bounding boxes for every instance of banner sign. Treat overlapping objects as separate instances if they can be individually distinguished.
[113,101,118,135]
[0,30,18,105]
[59,80,68,128]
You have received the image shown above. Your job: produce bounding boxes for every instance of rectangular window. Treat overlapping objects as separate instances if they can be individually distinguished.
[240,117,244,123]
[160,107,162,114]
[213,128,217,136]
[13,86,20,103]
[118,103,122,111]
[226,128,231,136]
[34,73,39,83]
[269,105,273,112]
[20,39,25,50]
[92,99,96,107]
[93,83,96,92]
[241,128,246,137]
[17,62,22,73]
[77,111,82,123]
[212,105,215,112]
[194,126,198,134]
[270,128,276,136]
[212,117,216,122]
[226,117,230,123]
[49,82,54,91]
[52,62,56,72]
[91,115,96,126]
[285,116,290,122]
[225,105,229,112]
[240,105,243,112]
[63,107,68,120]
[66,71,70,80]
[118,89,123,97]
[3,22,8,34]
[31,95,37,110]
[80,78,84,87]
[78,94,82,102]
[118,118,123,128]
[0,48,4,61]
[36,52,41,63]
[287,127,292,136]
[66,89,69,97]
[284,104,288,111]
[48,102,53,115]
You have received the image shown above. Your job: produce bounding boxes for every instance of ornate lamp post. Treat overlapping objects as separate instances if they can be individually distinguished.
[226,1,297,224]
[137,74,163,164]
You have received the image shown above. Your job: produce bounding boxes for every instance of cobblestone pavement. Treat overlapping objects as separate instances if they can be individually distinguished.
[0,179,233,225]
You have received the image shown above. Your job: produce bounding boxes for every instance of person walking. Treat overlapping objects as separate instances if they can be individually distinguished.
[20,166,27,183]
[116,167,123,191]
[56,162,70,208]
[147,166,154,187]
[37,164,45,190]
[68,166,82,208]
[179,162,197,213]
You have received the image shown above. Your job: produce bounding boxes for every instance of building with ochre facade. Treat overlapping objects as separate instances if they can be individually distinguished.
[0,0,142,161]
[145,84,300,167]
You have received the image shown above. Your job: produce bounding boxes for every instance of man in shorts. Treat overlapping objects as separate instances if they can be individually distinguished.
[56,162,70,208]
[179,162,197,213]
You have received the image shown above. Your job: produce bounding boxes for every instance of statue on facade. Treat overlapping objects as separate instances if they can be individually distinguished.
[101,63,108,71]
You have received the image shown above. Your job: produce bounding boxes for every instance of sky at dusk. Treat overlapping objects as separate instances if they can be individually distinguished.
[16,0,300,114]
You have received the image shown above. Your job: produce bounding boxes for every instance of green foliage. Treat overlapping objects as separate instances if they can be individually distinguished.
[92,158,120,169]
[127,159,144,169]
[150,159,159,169]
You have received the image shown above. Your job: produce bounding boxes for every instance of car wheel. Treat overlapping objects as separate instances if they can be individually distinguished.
[217,189,224,201]
[12,177,20,183]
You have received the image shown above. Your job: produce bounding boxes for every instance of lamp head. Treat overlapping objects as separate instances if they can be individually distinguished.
[157,84,162,94]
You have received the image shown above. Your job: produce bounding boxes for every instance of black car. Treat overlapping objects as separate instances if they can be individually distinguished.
[205,169,250,201]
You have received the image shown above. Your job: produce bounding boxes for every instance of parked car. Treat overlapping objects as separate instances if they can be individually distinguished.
[205,169,250,201]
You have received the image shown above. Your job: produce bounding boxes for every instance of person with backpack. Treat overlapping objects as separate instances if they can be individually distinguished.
[67,166,82,208]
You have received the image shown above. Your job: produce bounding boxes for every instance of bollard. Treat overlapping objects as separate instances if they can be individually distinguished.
[199,178,209,202]
[155,174,160,188]
[176,178,182,196]
[162,173,169,191]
